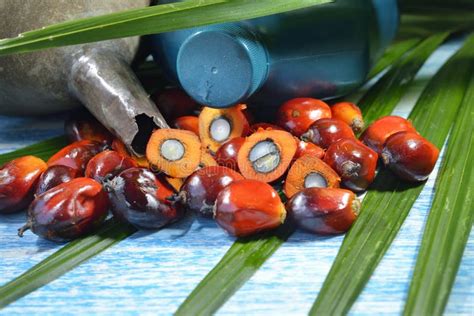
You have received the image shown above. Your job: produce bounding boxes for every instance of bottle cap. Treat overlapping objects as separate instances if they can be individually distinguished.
[176,25,268,108]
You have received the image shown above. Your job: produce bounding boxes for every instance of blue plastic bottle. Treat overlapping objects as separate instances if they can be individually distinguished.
[151,0,399,109]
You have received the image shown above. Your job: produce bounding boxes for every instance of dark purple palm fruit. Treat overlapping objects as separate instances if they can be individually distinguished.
[105,168,184,229]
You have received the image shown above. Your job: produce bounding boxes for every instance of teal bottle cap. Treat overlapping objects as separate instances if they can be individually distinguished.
[176,25,268,108]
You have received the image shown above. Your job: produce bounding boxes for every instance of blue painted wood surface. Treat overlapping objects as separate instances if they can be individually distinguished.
[0,39,472,315]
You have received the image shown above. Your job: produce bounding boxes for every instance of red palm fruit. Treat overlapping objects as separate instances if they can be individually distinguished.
[324,138,378,192]
[106,168,183,230]
[85,150,138,183]
[302,118,355,149]
[151,87,199,121]
[331,102,365,133]
[173,116,200,136]
[381,132,439,182]
[214,179,286,237]
[64,110,114,145]
[47,140,105,175]
[18,178,109,242]
[172,166,244,218]
[215,137,245,171]
[286,187,360,235]
[35,165,80,196]
[276,98,332,137]
[294,139,325,160]
[0,156,47,213]
[360,116,417,154]
[111,138,129,155]
[249,123,284,133]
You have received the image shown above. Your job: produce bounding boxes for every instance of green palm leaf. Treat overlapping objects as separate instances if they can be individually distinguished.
[175,224,294,315]
[361,32,448,124]
[0,0,331,56]
[367,38,421,79]
[403,61,474,316]
[309,33,474,315]
[0,136,67,165]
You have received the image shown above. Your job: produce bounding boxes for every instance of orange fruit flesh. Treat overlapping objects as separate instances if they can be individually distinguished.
[284,154,341,198]
[237,130,297,183]
[199,104,249,153]
[200,150,218,168]
[146,128,201,178]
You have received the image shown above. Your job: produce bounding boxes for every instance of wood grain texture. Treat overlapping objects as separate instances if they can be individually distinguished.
[0,38,472,315]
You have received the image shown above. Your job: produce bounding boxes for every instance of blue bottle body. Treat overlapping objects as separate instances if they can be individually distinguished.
[151,0,399,108]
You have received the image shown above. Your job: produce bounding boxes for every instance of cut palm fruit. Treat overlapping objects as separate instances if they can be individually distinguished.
[146,128,201,178]
[284,155,340,198]
[237,129,296,183]
[199,104,250,153]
